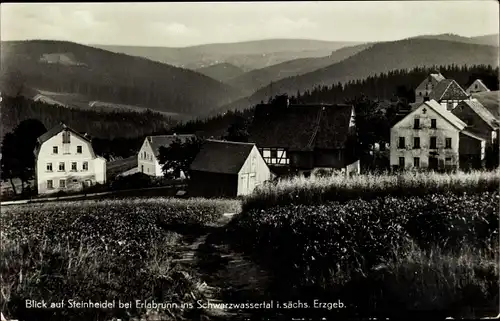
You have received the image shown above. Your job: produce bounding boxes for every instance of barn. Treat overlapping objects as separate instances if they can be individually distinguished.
[189,140,271,198]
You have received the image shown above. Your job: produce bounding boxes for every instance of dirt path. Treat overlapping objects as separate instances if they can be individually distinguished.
[177,214,276,320]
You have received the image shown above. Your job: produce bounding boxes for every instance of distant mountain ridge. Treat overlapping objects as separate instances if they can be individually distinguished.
[196,63,246,83]
[0,40,243,116]
[216,38,499,114]
[92,39,362,71]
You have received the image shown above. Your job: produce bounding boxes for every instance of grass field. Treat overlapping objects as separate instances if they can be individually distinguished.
[244,169,500,210]
[226,170,500,318]
[1,197,240,321]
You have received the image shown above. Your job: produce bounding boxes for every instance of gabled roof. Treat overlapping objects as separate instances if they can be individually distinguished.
[429,79,469,101]
[454,99,499,129]
[415,73,446,91]
[146,134,196,156]
[249,104,354,151]
[190,139,256,174]
[466,79,490,92]
[393,100,467,130]
[37,122,91,145]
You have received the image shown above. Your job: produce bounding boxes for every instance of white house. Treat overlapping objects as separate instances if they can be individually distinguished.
[466,79,490,94]
[390,100,467,170]
[189,140,272,197]
[34,123,106,194]
[137,134,195,177]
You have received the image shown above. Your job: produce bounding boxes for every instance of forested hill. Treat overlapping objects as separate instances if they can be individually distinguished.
[0,95,176,141]
[220,38,499,113]
[0,40,243,116]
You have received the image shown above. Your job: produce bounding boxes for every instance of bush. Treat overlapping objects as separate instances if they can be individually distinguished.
[109,172,153,190]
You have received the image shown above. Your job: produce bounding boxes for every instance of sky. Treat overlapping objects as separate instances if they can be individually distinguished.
[1,1,499,47]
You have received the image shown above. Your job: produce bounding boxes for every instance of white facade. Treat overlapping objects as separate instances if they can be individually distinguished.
[137,136,188,179]
[237,145,272,196]
[35,127,106,194]
[137,138,163,176]
[466,80,490,94]
[390,100,466,169]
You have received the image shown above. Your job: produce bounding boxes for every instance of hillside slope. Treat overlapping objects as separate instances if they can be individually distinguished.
[93,39,361,71]
[0,40,243,116]
[219,38,499,113]
[196,63,246,83]
[228,43,373,95]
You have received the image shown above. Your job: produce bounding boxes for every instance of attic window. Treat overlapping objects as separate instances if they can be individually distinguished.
[62,131,70,144]
[475,84,478,89]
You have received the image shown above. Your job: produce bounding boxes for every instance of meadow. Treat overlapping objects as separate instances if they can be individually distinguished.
[0,197,240,321]
[225,170,500,319]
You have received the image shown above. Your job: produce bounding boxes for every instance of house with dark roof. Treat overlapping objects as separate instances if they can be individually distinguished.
[429,79,470,110]
[189,140,271,197]
[466,79,490,94]
[248,101,359,176]
[390,100,487,170]
[451,98,499,146]
[415,72,446,104]
[137,134,195,177]
[34,122,106,194]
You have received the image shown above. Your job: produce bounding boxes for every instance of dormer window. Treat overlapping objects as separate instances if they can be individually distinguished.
[414,118,420,129]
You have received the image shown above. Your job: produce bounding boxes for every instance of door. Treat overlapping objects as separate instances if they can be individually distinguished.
[240,174,248,196]
[248,173,256,193]
[429,157,438,170]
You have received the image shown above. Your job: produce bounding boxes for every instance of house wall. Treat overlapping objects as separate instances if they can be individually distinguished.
[390,105,460,169]
[314,149,345,168]
[466,81,489,94]
[261,148,289,165]
[441,100,462,111]
[415,79,438,104]
[189,171,237,198]
[36,131,105,194]
[137,139,158,176]
[289,151,314,169]
[237,146,272,196]
[459,133,486,169]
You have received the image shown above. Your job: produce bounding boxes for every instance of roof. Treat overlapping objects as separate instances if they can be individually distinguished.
[429,79,469,101]
[415,73,446,91]
[467,79,490,92]
[249,104,354,151]
[147,134,195,156]
[461,130,487,141]
[472,91,499,118]
[190,139,256,174]
[455,99,499,129]
[37,122,91,145]
[394,100,467,130]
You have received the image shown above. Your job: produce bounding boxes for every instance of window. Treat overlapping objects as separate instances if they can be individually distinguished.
[414,118,420,129]
[270,149,277,159]
[60,180,66,188]
[71,162,77,171]
[47,180,53,189]
[62,131,70,144]
[141,165,144,172]
[53,146,58,154]
[73,179,77,183]
[445,157,452,164]
[413,137,420,149]
[419,92,422,96]
[59,162,65,171]
[46,163,53,172]
[430,137,437,149]
[414,157,420,168]
[431,119,437,129]
[445,138,452,149]
[77,146,82,154]
[398,137,405,149]
[399,157,405,168]
[83,162,88,171]
[475,84,478,89]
